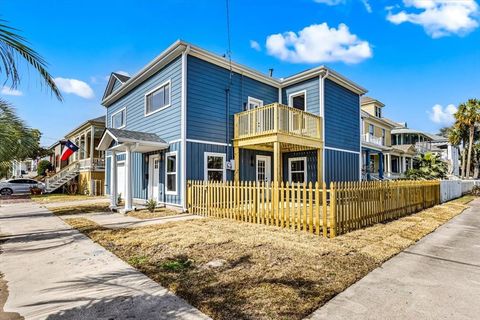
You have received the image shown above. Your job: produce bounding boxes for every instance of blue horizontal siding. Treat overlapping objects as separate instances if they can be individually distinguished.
[282,77,319,115]
[282,150,318,183]
[324,149,359,184]
[106,55,182,142]
[186,141,233,181]
[324,79,360,152]
[187,55,278,143]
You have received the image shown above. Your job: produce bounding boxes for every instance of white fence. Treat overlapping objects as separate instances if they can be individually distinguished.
[440,179,480,203]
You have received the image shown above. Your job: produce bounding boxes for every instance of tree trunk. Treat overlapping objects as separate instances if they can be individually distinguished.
[461,140,467,178]
[466,125,474,179]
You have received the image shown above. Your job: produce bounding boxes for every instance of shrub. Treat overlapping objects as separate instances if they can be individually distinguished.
[117,193,122,205]
[471,185,480,196]
[37,160,51,176]
[146,198,157,212]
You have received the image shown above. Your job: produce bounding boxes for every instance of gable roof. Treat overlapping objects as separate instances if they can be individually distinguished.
[64,115,106,138]
[112,72,130,82]
[97,128,169,153]
[102,72,131,101]
[102,40,368,107]
[361,96,385,107]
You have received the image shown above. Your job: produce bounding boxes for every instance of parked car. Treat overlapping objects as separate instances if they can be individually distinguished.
[0,179,45,196]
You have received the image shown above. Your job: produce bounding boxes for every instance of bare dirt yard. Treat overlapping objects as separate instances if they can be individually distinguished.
[64,196,474,320]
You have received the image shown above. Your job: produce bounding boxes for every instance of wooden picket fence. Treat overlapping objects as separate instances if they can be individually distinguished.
[187,180,440,238]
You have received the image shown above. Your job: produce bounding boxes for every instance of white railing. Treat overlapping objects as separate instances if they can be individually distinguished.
[46,162,80,188]
[415,142,432,153]
[362,133,383,146]
[234,103,322,140]
[79,158,105,171]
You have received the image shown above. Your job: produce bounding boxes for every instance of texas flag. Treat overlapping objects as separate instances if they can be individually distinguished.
[60,140,79,161]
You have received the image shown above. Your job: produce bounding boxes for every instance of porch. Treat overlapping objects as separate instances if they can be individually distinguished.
[233,103,323,183]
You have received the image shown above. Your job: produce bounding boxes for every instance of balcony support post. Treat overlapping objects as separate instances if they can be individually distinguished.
[317,148,323,183]
[273,141,281,183]
[110,150,117,208]
[234,145,240,182]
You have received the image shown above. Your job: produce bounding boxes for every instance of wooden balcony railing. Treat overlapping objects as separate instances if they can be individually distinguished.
[234,103,322,140]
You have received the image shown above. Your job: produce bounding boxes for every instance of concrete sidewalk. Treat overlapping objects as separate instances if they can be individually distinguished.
[309,198,480,320]
[0,201,210,320]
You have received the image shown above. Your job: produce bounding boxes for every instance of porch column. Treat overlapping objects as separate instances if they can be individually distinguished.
[386,154,391,176]
[379,152,384,180]
[365,149,371,181]
[110,151,117,208]
[90,127,95,195]
[317,148,323,183]
[234,145,239,182]
[273,141,281,182]
[125,144,133,211]
[90,127,95,161]
[410,157,413,169]
[402,156,407,173]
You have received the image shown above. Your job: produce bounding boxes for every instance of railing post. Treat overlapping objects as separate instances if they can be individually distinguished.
[330,182,337,238]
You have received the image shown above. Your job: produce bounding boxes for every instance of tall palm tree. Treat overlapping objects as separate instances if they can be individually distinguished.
[449,123,469,178]
[0,19,62,100]
[454,99,480,179]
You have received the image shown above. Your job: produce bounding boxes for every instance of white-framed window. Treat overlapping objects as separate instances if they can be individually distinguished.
[165,151,177,195]
[375,106,382,118]
[369,124,374,136]
[247,96,263,110]
[111,107,126,129]
[204,152,226,181]
[288,157,307,183]
[145,80,171,116]
[288,90,306,111]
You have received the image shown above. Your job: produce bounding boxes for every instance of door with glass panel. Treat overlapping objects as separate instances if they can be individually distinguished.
[247,97,264,134]
[256,155,271,183]
[149,154,160,202]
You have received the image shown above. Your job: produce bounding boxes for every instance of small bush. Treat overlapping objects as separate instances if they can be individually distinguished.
[117,193,122,205]
[146,198,157,212]
[471,185,480,196]
[37,160,52,176]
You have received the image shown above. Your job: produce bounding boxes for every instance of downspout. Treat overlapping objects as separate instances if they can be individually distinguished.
[181,45,191,211]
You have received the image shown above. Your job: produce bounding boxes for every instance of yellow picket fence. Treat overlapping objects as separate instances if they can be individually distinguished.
[187,180,440,238]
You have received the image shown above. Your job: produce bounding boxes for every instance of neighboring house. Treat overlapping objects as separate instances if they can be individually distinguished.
[97,40,367,211]
[46,116,106,195]
[11,159,38,178]
[361,97,416,180]
[428,134,460,176]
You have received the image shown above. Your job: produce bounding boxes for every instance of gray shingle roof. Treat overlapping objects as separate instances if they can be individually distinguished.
[107,128,167,144]
[90,116,106,123]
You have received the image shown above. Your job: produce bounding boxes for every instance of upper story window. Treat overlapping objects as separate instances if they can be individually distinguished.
[369,124,374,136]
[289,90,306,111]
[247,97,263,110]
[111,108,126,129]
[145,80,171,116]
[375,106,382,118]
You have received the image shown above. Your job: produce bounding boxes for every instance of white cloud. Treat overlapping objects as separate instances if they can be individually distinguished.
[266,23,372,64]
[313,0,345,5]
[250,40,261,51]
[362,0,372,13]
[429,103,457,125]
[54,77,94,99]
[1,86,23,96]
[387,0,479,38]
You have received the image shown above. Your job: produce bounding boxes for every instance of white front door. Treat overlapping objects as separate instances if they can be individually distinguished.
[117,162,126,199]
[148,155,160,201]
[256,155,272,183]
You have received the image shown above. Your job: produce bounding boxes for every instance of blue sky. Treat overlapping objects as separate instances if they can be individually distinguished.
[3,0,480,145]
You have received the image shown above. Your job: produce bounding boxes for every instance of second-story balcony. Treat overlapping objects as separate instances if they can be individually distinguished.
[362,133,384,147]
[234,103,323,151]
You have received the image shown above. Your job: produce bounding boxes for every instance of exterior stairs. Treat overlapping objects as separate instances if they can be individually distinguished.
[45,162,80,193]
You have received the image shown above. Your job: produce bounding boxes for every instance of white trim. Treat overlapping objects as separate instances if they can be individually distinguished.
[165,151,178,196]
[181,47,190,211]
[204,152,226,182]
[325,146,361,155]
[144,79,172,117]
[288,157,307,183]
[247,96,263,109]
[319,73,326,183]
[148,154,160,201]
[278,88,282,104]
[288,90,307,110]
[359,95,362,181]
[255,155,272,182]
[187,139,231,147]
[169,139,182,144]
[110,107,126,129]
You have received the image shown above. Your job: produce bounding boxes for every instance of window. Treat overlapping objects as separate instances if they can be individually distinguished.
[204,152,226,181]
[369,124,374,136]
[375,106,382,118]
[165,152,177,195]
[382,129,386,145]
[289,91,306,111]
[288,157,307,183]
[111,108,126,129]
[247,97,263,110]
[145,80,171,115]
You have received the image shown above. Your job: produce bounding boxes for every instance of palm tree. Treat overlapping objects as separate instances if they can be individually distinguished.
[0,19,62,100]
[449,123,469,178]
[454,99,480,179]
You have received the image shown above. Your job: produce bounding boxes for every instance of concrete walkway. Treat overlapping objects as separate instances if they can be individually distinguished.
[0,201,210,320]
[309,198,480,320]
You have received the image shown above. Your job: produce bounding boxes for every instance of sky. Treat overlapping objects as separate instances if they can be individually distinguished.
[2,0,480,146]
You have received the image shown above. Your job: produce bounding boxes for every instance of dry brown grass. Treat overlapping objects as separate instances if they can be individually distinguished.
[65,196,474,320]
[127,207,182,220]
[32,194,106,204]
[49,204,111,216]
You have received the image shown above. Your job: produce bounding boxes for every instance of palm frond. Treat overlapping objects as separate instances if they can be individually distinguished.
[0,20,62,101]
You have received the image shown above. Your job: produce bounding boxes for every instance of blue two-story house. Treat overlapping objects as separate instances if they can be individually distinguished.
[97,40,366,211]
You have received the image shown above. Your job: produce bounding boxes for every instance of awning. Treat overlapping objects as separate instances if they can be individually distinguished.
[97,128,169,153]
